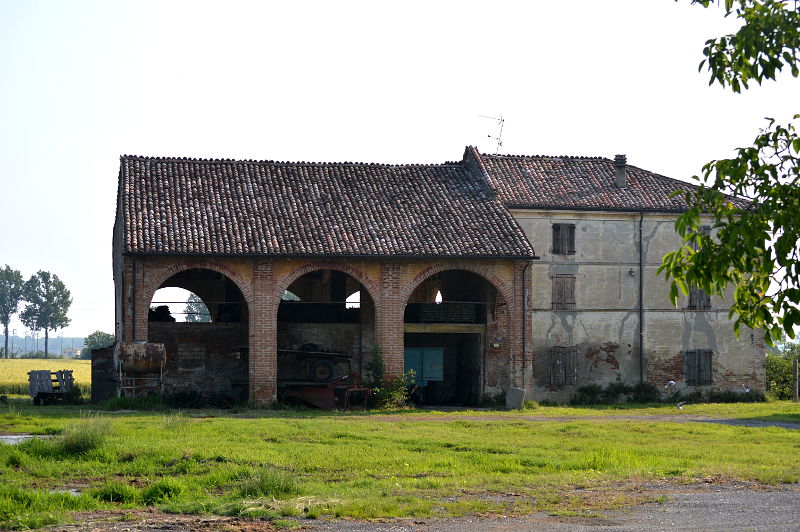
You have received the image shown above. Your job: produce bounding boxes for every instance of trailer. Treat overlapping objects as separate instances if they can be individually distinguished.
[28,369,77,405]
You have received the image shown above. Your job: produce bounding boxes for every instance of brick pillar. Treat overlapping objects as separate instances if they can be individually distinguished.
[132,259,149,342]
[122,256,135,343]
[379,261,404,377]
[521,260,534,394]
[250,259,277,406]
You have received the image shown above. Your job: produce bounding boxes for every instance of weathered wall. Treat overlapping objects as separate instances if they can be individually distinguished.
[148,322,249,402]
[512,209,765,402]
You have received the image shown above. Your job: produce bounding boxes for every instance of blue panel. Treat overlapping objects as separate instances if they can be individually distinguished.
[404,349,423,380]
[422,348,444,382]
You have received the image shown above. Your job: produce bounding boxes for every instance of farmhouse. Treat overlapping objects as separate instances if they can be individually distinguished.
[102,147,764,406]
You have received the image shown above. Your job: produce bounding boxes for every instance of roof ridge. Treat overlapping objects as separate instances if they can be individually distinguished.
[120,154,464,169]
[485,153,609,161]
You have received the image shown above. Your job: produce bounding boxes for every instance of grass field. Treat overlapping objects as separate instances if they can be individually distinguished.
[0,400,798,529]
[0,359,91,396]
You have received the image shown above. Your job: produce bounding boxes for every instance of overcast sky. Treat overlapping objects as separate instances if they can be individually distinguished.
[1,0,798,339]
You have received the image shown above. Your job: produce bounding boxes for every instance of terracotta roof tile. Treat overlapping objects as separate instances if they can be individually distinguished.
[119,155,535,258]
[471,150,749,212]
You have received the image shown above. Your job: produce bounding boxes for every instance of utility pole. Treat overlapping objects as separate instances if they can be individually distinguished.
[793,355,798,403]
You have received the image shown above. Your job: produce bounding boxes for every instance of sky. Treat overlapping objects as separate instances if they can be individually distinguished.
[1,0,798,339]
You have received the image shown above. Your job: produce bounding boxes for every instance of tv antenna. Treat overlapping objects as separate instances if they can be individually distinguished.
[479,114,504,154]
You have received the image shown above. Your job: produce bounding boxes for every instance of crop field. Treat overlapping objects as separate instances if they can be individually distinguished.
[0,359,91,396]
[0,400,798,529]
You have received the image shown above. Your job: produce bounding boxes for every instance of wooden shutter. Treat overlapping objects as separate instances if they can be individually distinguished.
[689,287,711,310]
[565,348,577,385]
[552,224,576,254]
[685,349,698,386]
[699,349,713,385]
[550,347,566,386]
[552,275,576,310]
[552,225,562,254]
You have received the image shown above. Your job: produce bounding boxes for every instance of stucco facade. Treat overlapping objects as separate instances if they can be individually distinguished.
[513,209,765,401]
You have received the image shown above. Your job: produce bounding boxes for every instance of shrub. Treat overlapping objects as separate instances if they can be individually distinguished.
[601,381,632,403]
[141,478,185,505]
[708,390,766,403]
[571,384,603,404]
[766,349,798,400]
[60,418,111,455]
[237,467,300,499]
[371,371,415,409]
[479,392,507,408]
[90,481,139,503]
[629,382,661,403]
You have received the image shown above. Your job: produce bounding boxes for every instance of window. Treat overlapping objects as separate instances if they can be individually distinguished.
[552,223,576,254]
[688,287,711,310]
[551,274,576,310]
[685,349,713,386]
[550,346,577,386]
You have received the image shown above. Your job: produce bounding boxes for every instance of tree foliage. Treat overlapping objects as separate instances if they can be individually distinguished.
[80,330,115,359]
[0,265,25,359]
[184,293,211,322]
[20,271,72,359]
[660,0,800,344]
[765,338,799,399]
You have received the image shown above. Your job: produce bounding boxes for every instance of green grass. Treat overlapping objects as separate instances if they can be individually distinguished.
[0,399,798,528]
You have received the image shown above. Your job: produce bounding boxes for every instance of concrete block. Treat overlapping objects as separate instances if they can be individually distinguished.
[506,386,526,410]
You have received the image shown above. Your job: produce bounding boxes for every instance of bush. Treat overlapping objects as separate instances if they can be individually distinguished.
[371,371,415,409]
[90,481,139,503]
[571,384,603,404]
[141,478,185,505]
[601,381,632,403]
[708,390,766,403]
[237,467,300,499]
[479,392,507,408]
[629,382,661,403]
[60,418,111,455]
[766,349,798,400]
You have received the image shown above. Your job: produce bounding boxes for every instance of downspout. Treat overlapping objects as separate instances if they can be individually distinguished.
[132,257,136,342]
[521,261,532,390]
[638,211,645,385]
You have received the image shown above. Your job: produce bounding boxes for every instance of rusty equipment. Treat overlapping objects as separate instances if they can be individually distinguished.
[114,342,167,397]
[283,372,370,410]
[28,370,76,405]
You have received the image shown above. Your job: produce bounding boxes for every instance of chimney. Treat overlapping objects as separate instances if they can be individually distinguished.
[614,154,627,188]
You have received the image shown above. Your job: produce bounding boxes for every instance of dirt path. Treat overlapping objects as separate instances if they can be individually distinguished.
[50,482,800,531]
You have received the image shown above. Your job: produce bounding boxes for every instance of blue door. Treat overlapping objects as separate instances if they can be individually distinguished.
[404,348,444,386]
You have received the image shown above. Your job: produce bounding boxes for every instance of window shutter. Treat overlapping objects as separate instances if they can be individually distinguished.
[550,347,566,386]
[552,275,576,310]
[552,225,562,254]
[566,224,576,254]
[565,348,577,385]
[700,349,713,385]
[685,349,698,386]
[689,288,711,310]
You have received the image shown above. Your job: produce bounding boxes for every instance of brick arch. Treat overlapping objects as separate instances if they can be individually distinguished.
[274,261,380,304]
[399,262,513,308]
[142,260,255,316]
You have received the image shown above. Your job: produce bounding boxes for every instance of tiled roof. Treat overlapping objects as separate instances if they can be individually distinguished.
[472,150,749,212]
[118,155,535,258]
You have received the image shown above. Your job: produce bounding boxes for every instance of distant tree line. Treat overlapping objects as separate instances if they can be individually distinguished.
[0,265,72,359]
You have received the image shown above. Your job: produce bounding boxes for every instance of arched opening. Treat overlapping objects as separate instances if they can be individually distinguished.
[147,268,249,404]
[277,269,375,402]
[404,270,504,406]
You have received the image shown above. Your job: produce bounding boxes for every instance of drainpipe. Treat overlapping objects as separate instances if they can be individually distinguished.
[521,261,532,390]
[131,257,136,342]
[638,212,645,385]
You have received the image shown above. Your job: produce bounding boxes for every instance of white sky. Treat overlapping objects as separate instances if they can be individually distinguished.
[1,0,798,338]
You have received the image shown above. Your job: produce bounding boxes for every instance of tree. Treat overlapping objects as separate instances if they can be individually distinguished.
[660,0,800,345]
[184,293,211,322]
[20,271,72,359]
[0,265,25,359]
[80,330,115,359]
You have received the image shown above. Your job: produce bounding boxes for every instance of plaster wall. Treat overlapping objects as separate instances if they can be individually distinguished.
[513,209,764,402]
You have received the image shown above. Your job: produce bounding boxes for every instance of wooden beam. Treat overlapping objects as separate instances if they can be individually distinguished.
[403,323,486,334]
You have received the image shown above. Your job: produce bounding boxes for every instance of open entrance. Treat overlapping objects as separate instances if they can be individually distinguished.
[148,268,249,404]
[277,269,375,406]
[404,270,501,406]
